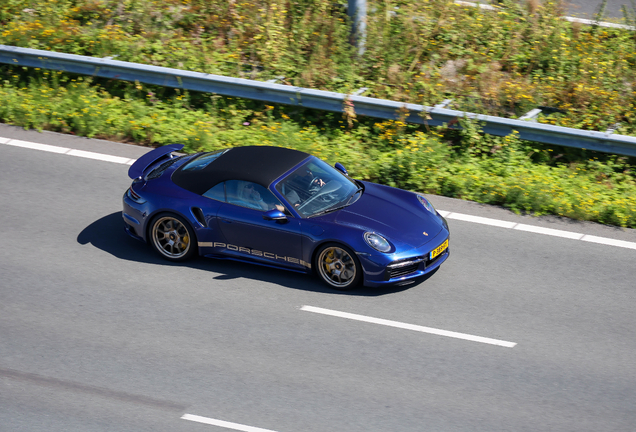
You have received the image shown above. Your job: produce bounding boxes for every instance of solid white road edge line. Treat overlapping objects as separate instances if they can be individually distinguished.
[301,305,517,348]
[181,414,278,432]
[3,136,636,251]
[439,210,636,249]
[67,148,133,164]
[581,234,636,250]
[2,137,135,165]
[7,138,70,154]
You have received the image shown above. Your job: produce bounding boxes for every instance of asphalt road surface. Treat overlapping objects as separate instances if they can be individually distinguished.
[481,0,633,20]
[1,124,636,432]
[564,0,632,20]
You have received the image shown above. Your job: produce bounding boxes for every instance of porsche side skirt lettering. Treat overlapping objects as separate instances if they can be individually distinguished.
[199,242,312,268]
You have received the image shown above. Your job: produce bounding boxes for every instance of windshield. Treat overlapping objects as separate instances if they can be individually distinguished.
[276,158,360,217]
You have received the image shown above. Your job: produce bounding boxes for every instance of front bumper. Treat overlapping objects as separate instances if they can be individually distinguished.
[357,230,449,288]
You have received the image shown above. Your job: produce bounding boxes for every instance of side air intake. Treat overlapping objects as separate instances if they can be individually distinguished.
[191,207,207,227]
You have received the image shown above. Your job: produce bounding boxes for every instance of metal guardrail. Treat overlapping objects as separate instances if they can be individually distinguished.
[2,44,636,157]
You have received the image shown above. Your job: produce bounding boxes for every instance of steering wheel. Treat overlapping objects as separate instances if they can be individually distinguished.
[297,180,343,213]
[307,176,324,193]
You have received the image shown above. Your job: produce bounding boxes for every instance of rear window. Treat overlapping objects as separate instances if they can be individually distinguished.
[181,149,230,172]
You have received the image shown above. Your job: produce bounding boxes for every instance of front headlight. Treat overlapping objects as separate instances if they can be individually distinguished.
[364,232,391,253]
[417,194,436,214]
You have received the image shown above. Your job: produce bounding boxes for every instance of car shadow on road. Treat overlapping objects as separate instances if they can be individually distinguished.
[77,212,436,297]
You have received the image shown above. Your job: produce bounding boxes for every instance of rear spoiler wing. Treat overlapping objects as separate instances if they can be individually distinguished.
[128,144,184,179]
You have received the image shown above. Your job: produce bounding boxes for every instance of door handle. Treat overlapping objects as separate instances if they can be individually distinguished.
[220,219,232,224]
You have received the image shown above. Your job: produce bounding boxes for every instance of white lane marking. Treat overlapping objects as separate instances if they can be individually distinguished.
[3,135,636,252]
[301,305,517,348]
[581,235,636,250]
[513,223,585,240]
[181,414,278,432]
[441,210,636,250]
[6,138,70,154]
[0,137,135,165]
[1,137,133,164]
[67,148,133,164]
[446,212,517,228]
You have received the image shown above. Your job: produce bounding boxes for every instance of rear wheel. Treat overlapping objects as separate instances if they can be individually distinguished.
[149,213,196,262]
[315,243,361,290]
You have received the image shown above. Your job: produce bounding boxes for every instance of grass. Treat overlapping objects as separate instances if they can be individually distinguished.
[1,0,635,133]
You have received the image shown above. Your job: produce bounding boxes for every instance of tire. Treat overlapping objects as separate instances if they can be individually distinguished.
[149,213,197,262]
[314,243,362,290]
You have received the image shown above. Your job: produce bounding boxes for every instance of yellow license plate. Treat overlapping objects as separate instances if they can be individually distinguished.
[430,239,449,260]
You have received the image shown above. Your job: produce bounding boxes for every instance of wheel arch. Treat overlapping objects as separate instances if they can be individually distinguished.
[312,241,363,290]
[145,209,200,249]
[309,238,350,274]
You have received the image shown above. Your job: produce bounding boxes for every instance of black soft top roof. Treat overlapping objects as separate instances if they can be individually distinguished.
[172,145,310,194]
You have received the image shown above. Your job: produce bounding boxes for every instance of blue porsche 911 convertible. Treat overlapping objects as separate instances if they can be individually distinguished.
[123,145,449,290]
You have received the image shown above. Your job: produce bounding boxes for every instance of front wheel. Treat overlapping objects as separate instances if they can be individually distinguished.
[315,243,362,290]
[149,213,196,262]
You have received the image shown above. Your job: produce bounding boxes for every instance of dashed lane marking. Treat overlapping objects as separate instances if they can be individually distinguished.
[301,305,517,348]
[181,414,278,432]
[4,136,636,251]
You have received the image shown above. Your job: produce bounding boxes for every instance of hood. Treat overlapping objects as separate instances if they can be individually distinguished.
[334,182,444,250]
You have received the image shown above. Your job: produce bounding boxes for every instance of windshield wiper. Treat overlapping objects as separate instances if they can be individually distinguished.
[309,185,363,218]
[310,203,350,217]
[310,192,360,217]
[347,187,363,204]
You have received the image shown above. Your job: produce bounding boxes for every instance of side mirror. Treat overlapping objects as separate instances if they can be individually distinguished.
[334,162,348,175]
[262,209,287,222]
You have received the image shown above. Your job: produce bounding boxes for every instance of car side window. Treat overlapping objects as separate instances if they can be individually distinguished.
[202,182,226,202]
[225,180,284,212]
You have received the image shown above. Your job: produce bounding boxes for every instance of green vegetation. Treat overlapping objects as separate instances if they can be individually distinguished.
[1,0,636,227]
[2,0,635,132]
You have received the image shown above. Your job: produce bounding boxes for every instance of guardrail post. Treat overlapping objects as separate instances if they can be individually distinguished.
[348,0,366,56]
[266,76,285,84]
[434,99,454,109]
[519,108,543,122]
